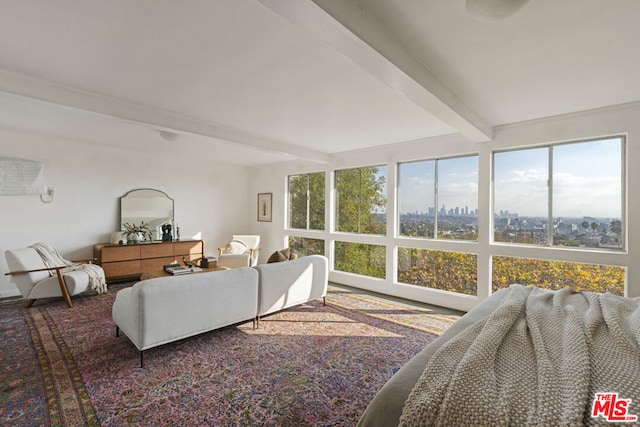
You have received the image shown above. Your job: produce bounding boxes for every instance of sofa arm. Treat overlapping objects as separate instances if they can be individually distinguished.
[255,255,328,317]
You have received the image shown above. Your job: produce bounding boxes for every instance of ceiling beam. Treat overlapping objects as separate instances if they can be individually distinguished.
[258,0,493,142]
[0,70,331,163]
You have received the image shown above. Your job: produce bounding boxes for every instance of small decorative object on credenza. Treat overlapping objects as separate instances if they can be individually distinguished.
[200,256,217,268]
[122,221,152,244]
[161,224,172,242]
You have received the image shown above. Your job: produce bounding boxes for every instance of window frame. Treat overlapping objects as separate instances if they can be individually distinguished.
[491,136,626,252]
[287,171,325,231]
[334,164,387,235]
[397,154,479,241]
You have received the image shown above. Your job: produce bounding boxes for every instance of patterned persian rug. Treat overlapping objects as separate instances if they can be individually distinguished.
[0,284,459,426]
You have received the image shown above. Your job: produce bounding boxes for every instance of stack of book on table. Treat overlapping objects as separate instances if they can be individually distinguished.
[163,264,203,275]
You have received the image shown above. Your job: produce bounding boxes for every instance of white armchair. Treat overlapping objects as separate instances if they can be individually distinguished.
[4,243,106,308]
[218,235,260,268]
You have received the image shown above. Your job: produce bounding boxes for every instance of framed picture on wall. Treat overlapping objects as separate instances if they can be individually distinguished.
[257,192,272,222]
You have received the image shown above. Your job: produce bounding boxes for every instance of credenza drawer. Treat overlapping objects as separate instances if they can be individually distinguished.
[140,244,174,258]
[102,260,140,278]
[141,257,175,272]
[174,241,204,256]
[101,245,140,262]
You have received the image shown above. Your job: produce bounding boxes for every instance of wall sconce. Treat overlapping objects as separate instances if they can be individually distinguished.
[40,186,55,203]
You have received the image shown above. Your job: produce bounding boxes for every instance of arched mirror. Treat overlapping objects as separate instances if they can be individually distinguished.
[120,189,174,241]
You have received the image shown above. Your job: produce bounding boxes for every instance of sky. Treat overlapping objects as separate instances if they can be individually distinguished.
[398,137,622,219]
[398,156,478,215]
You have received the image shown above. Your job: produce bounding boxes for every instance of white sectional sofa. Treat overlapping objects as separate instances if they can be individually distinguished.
[113,255,328,367]
[113,267,259,367]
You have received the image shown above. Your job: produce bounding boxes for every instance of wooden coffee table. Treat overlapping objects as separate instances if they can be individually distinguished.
[140,266,229,281]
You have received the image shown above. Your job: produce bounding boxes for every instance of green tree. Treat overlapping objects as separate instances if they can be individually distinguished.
[289,174,307,229]
[332,166,386,279]
[288,172,325,230]
[289,236,325,257]
[336,166,386,234]
[309,172,325,230]
[335,241,385,279]
[610,219,622,248]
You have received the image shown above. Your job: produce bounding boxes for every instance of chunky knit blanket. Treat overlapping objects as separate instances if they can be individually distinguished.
[400,284,640,426]
[30,242,107,294]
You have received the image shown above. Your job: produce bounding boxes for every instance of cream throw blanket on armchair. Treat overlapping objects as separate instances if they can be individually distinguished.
[30,242,107,294]
[400,284,640,426]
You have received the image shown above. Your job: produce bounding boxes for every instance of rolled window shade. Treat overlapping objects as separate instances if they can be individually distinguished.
[0,157,47,195]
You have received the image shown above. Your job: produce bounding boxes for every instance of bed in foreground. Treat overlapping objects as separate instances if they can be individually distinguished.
[357,284,640,426]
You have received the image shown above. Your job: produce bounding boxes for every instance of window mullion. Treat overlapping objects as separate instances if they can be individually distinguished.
[548,147,554,246]
[306,174,310,230]
[434,160,439,239]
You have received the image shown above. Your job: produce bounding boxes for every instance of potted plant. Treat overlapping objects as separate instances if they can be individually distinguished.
[122,221,152,243]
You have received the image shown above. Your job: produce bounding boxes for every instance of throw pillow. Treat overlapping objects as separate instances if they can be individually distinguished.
[267,248,297,263]
[267,250,288,263]
[225,240,247,255]
[279,247,291,259]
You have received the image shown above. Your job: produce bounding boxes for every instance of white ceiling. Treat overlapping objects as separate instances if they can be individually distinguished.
[0,0,639,166]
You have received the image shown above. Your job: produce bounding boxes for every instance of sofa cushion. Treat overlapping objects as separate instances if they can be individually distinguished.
[225,240,247,254]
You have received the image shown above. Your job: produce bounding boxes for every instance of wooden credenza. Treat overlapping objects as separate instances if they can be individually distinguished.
[94,240,204,282]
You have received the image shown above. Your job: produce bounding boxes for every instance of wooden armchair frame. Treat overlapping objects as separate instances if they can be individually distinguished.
[4,258,94,308]
[217,246,259,267]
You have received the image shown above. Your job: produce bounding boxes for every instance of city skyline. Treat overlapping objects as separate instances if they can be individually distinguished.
[398,156,478,216]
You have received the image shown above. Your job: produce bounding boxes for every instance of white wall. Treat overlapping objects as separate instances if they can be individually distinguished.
[0,128,251,297]
[249,102,640,311]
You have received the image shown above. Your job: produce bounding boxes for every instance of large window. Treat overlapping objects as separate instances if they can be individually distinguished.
[288,172,325,230]
[335,166,387,235]
[398,156,478,240]
[284,134,628,303]
[493,137,624,250]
